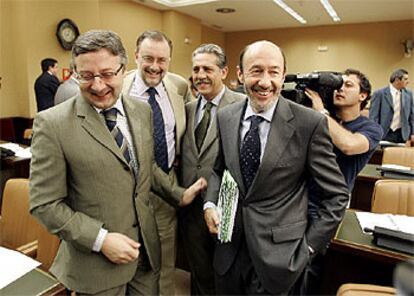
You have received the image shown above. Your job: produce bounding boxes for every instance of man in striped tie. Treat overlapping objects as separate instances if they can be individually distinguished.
[29,29,206,296]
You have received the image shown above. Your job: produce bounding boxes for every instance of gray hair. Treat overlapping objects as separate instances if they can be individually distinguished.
[390,69,408,83]
[192,43,227,69]
[71,30,128,69]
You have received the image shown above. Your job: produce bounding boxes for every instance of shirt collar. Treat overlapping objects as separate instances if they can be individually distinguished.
[244,98,278,123]
[134,70,165,96]
[389,84,400,95]
[198,86,226,109]
[93,95,125,116]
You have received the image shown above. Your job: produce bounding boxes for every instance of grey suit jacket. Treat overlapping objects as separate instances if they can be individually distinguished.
[180,87,245,187]
[205,97,349,294]
[29,94,182,293]
[54,76,80,105]
[369,86,414,141]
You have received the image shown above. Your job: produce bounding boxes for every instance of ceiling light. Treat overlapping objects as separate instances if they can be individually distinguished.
[216,8,235,14]
[320,0,340,22]
[273,0,307,24]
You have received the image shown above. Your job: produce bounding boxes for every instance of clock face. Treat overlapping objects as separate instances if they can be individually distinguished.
[56,19,79,50]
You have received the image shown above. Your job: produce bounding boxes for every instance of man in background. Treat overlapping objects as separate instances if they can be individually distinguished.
[203,40,348,295]
[54,65,80,105]
[122,30,192,295]
[179,43,244,295]
[34,58,60,111]
[369,69,414,144]
[30,29,206,295]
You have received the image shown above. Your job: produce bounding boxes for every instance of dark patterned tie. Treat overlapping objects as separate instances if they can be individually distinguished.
[195,101,214,151]
[240,115,263,190]
[102,108,131,164]
[147,87,169,173]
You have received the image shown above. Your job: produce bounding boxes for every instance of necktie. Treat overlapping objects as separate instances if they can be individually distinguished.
[147,87,169,173]
[390,91,401,131]
[240,115,263,190]
[102,108,131,164]
[195,102,214,151]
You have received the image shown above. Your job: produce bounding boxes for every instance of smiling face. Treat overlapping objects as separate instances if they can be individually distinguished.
[238,41,285,113]
[75,49,125,109]
[135,38,171,87]
[192,53,228,101]
[334,74,367,108]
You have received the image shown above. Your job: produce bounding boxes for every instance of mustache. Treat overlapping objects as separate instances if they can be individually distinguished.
[195,79,211,86]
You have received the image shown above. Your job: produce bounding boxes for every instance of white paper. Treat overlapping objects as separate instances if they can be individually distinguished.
[0,142,31,159]
[0,247,40,289]
[379,140,406,147]
[356,212,414,235]
[381,164,411,171]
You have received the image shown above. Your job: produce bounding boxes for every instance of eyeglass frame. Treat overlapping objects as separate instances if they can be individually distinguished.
[75,64,124,84]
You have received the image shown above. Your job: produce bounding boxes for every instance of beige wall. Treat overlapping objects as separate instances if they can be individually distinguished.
[1,0,412,118]
[225,20,414,90]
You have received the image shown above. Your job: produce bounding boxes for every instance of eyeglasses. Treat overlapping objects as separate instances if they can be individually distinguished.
[76,64,124,84]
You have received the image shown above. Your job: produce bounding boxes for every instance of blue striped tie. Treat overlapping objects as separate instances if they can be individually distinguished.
[147,87,169,173]
[102,108,131,164]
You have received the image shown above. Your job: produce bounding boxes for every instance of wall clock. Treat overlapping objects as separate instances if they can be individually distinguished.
[56,19,79,50]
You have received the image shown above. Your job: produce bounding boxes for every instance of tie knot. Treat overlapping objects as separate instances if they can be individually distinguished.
[249,115,263,129]
[102,108,118,122]
[147,87,157,97]
[205,102,214,111]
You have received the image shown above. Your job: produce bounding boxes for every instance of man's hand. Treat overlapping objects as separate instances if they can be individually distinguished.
[180,177,208,206]
[101,232,140,264]
[305,88,324,112]
[204,207,220,234]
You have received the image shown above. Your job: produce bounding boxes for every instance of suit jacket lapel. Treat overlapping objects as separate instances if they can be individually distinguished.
[385,87,394,108]
[222,100,247,195]
[247,98,295,199]
[199,88,240,156]
[76,95,129,167]
[186,101,199,157]
[163,75,185,151]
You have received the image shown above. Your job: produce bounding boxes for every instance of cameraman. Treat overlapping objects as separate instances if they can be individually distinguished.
[298,68,383,295]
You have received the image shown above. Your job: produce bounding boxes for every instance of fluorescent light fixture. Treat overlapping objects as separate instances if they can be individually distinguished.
[273,0,307,24]
[320,0,340,22]
[152,0,218,7]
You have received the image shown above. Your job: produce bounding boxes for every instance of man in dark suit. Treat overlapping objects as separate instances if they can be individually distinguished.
[179,43,244,295]
[34,58,60,111]
[29,30,206,295]
[204,40,349,295]
[369,69,414,143]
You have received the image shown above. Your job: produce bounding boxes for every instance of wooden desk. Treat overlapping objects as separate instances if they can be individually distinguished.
[369,147,383,165]
[0,268,65,296]
[0,143,30,213]
[321,210,413,294]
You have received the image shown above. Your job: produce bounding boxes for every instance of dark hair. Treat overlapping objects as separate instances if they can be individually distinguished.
[238,41,287,74]
[41,58,58,72]
[390,69,408,83]
[192,43,227,69]
[71,30,128,70]
[135,30,173,56]
[344,68,372,110]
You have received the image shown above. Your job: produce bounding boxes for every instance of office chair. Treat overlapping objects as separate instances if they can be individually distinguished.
[336,283,396,295]
[371,179,414,216]
[382,147,414,169]
[36,225,60,271]
[0,178,40,257]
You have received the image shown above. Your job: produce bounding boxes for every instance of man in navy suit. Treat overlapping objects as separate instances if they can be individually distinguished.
[34,58,60,112]
[369,69,413,143]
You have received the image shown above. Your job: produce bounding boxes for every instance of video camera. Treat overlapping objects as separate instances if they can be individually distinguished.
[282,71,343,114]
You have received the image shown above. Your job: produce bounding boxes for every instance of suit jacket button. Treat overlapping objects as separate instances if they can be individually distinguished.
[124,165,130,171]
[197,165,201,169]
[132,223,138,228]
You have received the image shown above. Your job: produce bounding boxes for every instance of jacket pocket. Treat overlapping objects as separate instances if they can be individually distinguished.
[271,220,307,243]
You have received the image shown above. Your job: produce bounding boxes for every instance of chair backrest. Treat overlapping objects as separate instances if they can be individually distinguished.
[337,283,396,296]
[0,178,41,249]
[371,179,414,216]
[36,225,60,271]
[382,147,414,169]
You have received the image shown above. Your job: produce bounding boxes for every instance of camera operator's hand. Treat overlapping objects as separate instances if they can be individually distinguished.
[305,88,324,112]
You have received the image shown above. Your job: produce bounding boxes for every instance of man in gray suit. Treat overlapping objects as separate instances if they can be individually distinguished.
[369,69,414,143]
[122,30,192,295]
[179,43,244,295]
[204,40,349,295]
[29,30,206,295]
[54,68,80,105]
